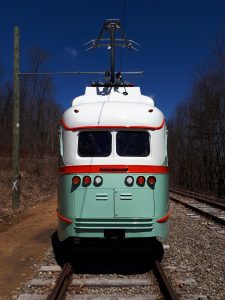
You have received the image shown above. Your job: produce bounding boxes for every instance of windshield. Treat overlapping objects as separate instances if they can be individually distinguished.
[78,130,150,157]
[116,131,150,157]
[78,131,112,157]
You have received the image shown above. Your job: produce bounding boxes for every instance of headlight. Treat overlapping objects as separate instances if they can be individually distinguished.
[94,176,103,187]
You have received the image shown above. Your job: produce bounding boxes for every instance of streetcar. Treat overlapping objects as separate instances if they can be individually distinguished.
[52,19,169,264]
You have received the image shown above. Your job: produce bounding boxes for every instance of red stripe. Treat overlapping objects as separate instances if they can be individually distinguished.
[59,165,169,174]
[156,211,171,223]
[57,210,73,224]
[60,118,165,131]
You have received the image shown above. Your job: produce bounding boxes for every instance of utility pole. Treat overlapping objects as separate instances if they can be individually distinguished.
[12,26,20,209]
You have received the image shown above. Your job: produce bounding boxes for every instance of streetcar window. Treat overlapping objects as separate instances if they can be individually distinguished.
[78,131,112,157]
[116,131,150,156]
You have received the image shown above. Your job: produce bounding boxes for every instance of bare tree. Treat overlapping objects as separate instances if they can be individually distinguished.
[20,46,62,156]
[0,46,62,157]
[168,60,225,197]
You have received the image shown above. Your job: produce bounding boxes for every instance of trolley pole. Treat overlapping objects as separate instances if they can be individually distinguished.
[110,23,116,83]
[104,19,120,84]
[12,26,20,209]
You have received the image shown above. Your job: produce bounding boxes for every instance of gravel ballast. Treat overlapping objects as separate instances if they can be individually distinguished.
[14,200,225,300]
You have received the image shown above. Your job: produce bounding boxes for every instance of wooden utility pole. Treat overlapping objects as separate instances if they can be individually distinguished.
[12,26,20,209]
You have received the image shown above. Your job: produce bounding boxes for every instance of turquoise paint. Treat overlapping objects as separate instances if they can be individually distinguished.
[74,189,114,218]
[57,173,169,241]
[114,188,154,218]
[153,174,169,218]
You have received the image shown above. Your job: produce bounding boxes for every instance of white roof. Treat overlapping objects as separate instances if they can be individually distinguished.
[72,87,154,106]
[62,87,165,129]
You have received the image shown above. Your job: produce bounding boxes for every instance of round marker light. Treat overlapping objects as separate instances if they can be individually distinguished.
[136,176,145,186]
[72,176,81,186]
[83,176,91,186]
[147,176,156,186]
[125,176,134,187]
[94,176,103,187]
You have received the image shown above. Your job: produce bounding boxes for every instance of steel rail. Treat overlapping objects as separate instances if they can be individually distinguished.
[153,260,179,300]
[47,262,73,300]
[41,260,179,300]
[170,193,225,225]
[170,187,225,210]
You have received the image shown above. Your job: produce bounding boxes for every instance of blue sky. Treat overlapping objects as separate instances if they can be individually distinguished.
[0,0,225,118]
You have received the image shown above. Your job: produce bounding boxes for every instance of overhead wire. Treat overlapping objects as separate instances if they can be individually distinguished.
[119,0,127,72]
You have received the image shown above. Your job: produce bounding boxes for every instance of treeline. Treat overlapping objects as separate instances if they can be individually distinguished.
[0,47,62,157]
[168,30,225,197]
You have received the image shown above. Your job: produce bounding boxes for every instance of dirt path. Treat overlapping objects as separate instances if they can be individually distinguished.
[0,197,57,298]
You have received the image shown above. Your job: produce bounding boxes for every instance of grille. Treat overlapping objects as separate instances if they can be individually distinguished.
[75,218,154,230]
[95,193,108,201]
[120,193,132,201]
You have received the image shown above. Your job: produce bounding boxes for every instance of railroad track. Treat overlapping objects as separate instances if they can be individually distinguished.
[170,187,225,225]
[17,261,179,300]
[170,187,225,208]
[47,263,73,300]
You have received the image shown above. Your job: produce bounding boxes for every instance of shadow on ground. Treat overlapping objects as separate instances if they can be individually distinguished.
[69,248,157,274]
[52,231,164,274]
[56,242,164,274]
